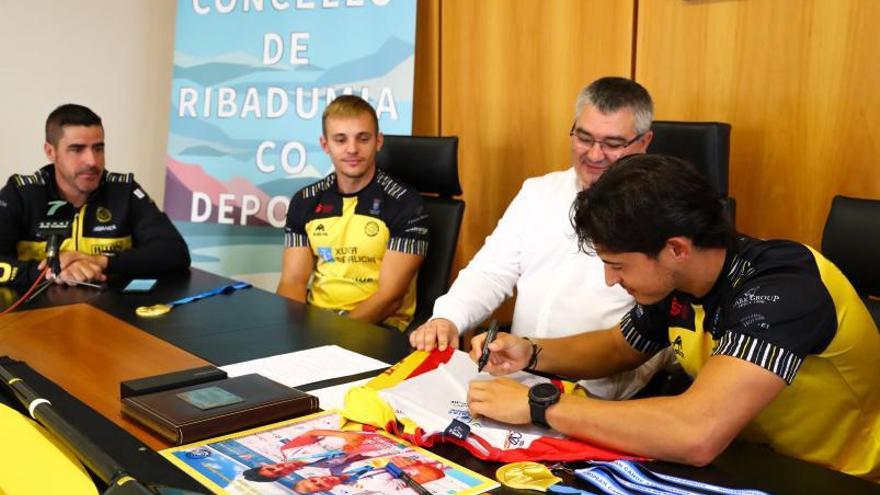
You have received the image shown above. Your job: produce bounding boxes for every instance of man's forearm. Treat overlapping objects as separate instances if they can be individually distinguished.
[107,238,190,277]
[531,329,647,379]
[277,280,308,303]
[547,393,723,466]
[543,355,784,466]
[348,291,402,324]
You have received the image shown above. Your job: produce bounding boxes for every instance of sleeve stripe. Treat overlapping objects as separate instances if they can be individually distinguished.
[714,332,803,384]
[388,237,428,256]
[376,171,408,199]
[13,174,46,186]
[285,232,309,248]
[106,173,133,183]
[620,312,666,354]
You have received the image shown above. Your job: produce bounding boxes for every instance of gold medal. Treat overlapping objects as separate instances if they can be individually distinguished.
[135,282,252,317]
[135,303,173,317]
[496,462,562,492]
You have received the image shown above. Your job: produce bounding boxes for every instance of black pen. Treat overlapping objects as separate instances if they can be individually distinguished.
[385,461,433,495]
[477,319,499,373]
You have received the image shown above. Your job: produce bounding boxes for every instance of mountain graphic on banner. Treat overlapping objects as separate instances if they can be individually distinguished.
[166,158,267,226]
[172,38,410,88]
[165,158,321,228]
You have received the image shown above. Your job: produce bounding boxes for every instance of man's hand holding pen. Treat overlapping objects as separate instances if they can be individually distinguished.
[469,331,533,376]
[468,329,547,424]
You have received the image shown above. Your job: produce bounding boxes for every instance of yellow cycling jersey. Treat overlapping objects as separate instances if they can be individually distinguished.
[621,237,880,480]
[284,170,428,330]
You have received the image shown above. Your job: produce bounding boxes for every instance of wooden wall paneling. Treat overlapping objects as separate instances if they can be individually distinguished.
[413,0,440,135]
[635,0,880,247]
[439,0,635,322]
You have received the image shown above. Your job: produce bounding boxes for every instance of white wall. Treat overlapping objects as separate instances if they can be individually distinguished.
[0,1,177,205]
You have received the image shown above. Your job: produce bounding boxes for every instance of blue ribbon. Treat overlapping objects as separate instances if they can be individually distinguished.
[167,281,252,308]
[574,461,772,495]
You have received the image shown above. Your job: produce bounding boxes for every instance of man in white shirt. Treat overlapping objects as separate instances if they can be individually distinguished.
[410,77,671,399]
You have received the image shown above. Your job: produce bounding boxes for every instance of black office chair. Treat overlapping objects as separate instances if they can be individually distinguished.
[821,195,880,326]
[647,121,736,226]
[376,135,465,331]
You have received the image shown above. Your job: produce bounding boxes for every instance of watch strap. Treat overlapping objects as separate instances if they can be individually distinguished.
[529,400,551,429]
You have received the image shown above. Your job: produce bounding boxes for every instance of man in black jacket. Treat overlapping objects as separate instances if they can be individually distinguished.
[0,104,190,287]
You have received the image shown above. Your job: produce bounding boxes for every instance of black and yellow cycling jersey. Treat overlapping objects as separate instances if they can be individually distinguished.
[0,164,190,286]
[621,236,880,480]
[284,170,428,331]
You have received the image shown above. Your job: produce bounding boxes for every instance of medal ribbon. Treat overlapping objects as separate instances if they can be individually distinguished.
[136,281,251,317]
[575,461,771,495]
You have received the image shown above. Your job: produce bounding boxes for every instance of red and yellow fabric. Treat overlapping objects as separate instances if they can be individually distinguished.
[341,348,642,463]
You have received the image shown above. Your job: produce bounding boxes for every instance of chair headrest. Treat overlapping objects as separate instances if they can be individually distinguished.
[647,121,731,196]
[376,135,462,196]
[822,195,880,296]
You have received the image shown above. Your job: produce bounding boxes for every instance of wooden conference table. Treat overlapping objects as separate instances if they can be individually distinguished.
[0,269,876,494]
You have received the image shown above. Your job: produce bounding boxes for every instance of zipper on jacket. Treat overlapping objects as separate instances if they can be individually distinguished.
[73,209,82,252]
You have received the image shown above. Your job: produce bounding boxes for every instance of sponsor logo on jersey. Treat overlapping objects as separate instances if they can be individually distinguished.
[505,431,525,448]
[313,224,328,236]
[733,287,781,309]
[672,335,685,358]
[318,247,334,262]
[91,244,125,254]
[670,297,690,320]
[315,203,334,214]
[740,313,771,331]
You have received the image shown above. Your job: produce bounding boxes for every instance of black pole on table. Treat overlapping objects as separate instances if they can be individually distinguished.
[0,363,204,495]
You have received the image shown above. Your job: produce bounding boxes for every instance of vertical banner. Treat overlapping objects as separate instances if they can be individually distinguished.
[164,0,417,289]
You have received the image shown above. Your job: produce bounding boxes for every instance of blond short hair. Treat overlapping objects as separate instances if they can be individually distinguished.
[321,95,379,136]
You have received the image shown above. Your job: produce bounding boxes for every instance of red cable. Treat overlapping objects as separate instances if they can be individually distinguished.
[0,267,49,317]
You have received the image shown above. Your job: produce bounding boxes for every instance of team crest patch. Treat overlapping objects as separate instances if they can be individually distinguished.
[369,198,382,215]
[364,221,379,237]
[96,206,112,223]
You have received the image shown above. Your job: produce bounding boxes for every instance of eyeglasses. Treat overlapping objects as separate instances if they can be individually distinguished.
[569,122,644,153]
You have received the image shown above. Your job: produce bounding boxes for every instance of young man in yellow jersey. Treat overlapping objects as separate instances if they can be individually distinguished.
[277,96,428,331]
[468,154,879,480]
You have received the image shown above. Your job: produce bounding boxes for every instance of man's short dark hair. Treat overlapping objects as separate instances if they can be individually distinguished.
[321,95,378,136]
[572,154,733,257]
[575,77,653,134]
[45,104,102,145]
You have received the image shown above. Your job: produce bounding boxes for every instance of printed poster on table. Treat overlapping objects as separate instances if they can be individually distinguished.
[163,1,417,290]
[161,410,498,494]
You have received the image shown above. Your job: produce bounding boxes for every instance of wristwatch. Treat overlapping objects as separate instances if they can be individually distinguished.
[528,382,561,429]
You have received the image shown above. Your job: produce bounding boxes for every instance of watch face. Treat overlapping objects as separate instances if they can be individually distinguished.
[529,383,560,403]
